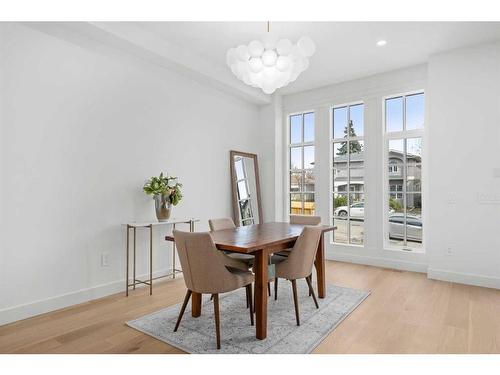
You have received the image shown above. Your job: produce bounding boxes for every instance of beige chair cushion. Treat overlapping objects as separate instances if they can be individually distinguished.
[173,230,254,294]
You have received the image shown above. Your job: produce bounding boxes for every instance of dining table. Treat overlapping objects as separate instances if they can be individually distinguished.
[165,221,336,340]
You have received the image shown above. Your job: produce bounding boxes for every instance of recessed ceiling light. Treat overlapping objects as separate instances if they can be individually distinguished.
[377,40,387,46]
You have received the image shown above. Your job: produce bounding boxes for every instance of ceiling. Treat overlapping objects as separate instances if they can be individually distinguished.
[137,22,500,95]
[38,22,500,104]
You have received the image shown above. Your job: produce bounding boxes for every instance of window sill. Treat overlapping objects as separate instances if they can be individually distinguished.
[330,241,365,249]
[383,246,426,254]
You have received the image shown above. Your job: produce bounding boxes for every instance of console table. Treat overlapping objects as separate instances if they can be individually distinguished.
[122,218,198,296]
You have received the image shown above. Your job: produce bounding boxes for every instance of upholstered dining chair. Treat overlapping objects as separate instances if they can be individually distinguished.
[274,226,324,326]
[208,218,254,267]
[289,214,322,226]
[273,215,322,299]
[209,217,275,298]
[275,215,321,259]
[172,230,254,349]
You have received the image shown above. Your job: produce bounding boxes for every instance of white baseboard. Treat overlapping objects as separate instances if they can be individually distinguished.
[0,269,178,326]
[427,268,500,290]
[326,249,428,273]
[326,249,500,290]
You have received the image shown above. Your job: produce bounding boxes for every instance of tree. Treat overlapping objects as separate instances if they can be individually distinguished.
[336,120,363,155]
[389,196,402,211]
[334,195,348,208]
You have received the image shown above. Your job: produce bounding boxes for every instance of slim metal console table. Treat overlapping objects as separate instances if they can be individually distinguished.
[122,218,198,296]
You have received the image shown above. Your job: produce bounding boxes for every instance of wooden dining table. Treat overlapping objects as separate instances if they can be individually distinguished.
[166,221,335,340]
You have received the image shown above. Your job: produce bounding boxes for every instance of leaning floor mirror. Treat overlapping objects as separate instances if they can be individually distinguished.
[230,150,263,226]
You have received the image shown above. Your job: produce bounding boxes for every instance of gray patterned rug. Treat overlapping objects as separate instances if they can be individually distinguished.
[127,282,369,354]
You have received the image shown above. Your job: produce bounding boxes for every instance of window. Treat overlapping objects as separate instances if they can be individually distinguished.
[385,92,424,250]
[288,112,315,215]
[234,156,255,226]
[332,103,364,245]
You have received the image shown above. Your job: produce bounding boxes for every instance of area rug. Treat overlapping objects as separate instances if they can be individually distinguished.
[126,282,370,354]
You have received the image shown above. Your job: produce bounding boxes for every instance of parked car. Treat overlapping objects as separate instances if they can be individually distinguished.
[388,213,422,242]
[334,202,395,218]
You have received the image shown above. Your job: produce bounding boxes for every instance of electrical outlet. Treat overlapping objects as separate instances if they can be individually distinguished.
[101,252,110,267]
[447,192,457,204]
[445,245,453,256]
[477,192,500,204]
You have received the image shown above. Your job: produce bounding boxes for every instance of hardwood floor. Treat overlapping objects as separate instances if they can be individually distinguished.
[1,261,500,353]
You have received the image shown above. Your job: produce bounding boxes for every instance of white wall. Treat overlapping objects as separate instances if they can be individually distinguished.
[258,95,284,222]
[426,42,500,288]
[0,23,266,324]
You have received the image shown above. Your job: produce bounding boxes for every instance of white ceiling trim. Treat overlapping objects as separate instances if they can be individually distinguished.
[24,22,271,106]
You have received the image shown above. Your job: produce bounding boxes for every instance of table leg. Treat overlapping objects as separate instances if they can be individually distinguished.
[172,223,176,279]
[191,292,202,317]
[315,233,326,298]
[126,225,130,296]
[149,225,153,296]
[254,250,268,339]
[133,227,136,290]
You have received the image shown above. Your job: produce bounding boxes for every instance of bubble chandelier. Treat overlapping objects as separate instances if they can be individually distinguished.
[226,22,316,94]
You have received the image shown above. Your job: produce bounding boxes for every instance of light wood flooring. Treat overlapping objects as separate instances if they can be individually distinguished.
[1,261,500,354]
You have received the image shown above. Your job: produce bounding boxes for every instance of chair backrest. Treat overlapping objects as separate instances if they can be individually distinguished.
[275,226,323,280]
[208,218,236,231]
[173,229,238,294]
[290,214,321,226]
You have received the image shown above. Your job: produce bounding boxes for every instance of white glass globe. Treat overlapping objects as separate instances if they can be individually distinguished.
[250,71,264,86]
[262,81,276,94]
[297,36,316,57]
[276,39,292,56]
[276,56,291,72]
[248,40,264,57]
[289,45,304,61]
[236,45,250,61]
[262,50,278,67]
[235,61,247,79]
[262,33,277,50]
[248,57,264,73]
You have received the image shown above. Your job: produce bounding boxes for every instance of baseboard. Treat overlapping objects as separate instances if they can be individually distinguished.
[326,249,500,290]
[0,269,178,326]
[427,268,500,290]
[326,249,428,273]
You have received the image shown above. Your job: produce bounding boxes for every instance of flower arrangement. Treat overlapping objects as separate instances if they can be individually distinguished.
[143,172,183,206]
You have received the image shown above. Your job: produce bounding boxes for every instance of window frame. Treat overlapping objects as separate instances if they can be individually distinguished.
[383,90,425,252]
[330,100,365,247]
[287,110,315,216]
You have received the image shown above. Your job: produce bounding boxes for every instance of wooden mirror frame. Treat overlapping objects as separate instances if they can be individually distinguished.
[229,150,263,227]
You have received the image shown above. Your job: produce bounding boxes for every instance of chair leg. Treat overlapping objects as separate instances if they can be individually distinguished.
[268,282,271,297]
[307,273,312,296]
[274,277,278,300]
[246,284,254,326]
[305,276,319,309]
[213,293,221,350]
[291,279,300,326]
[174,290,192,332]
